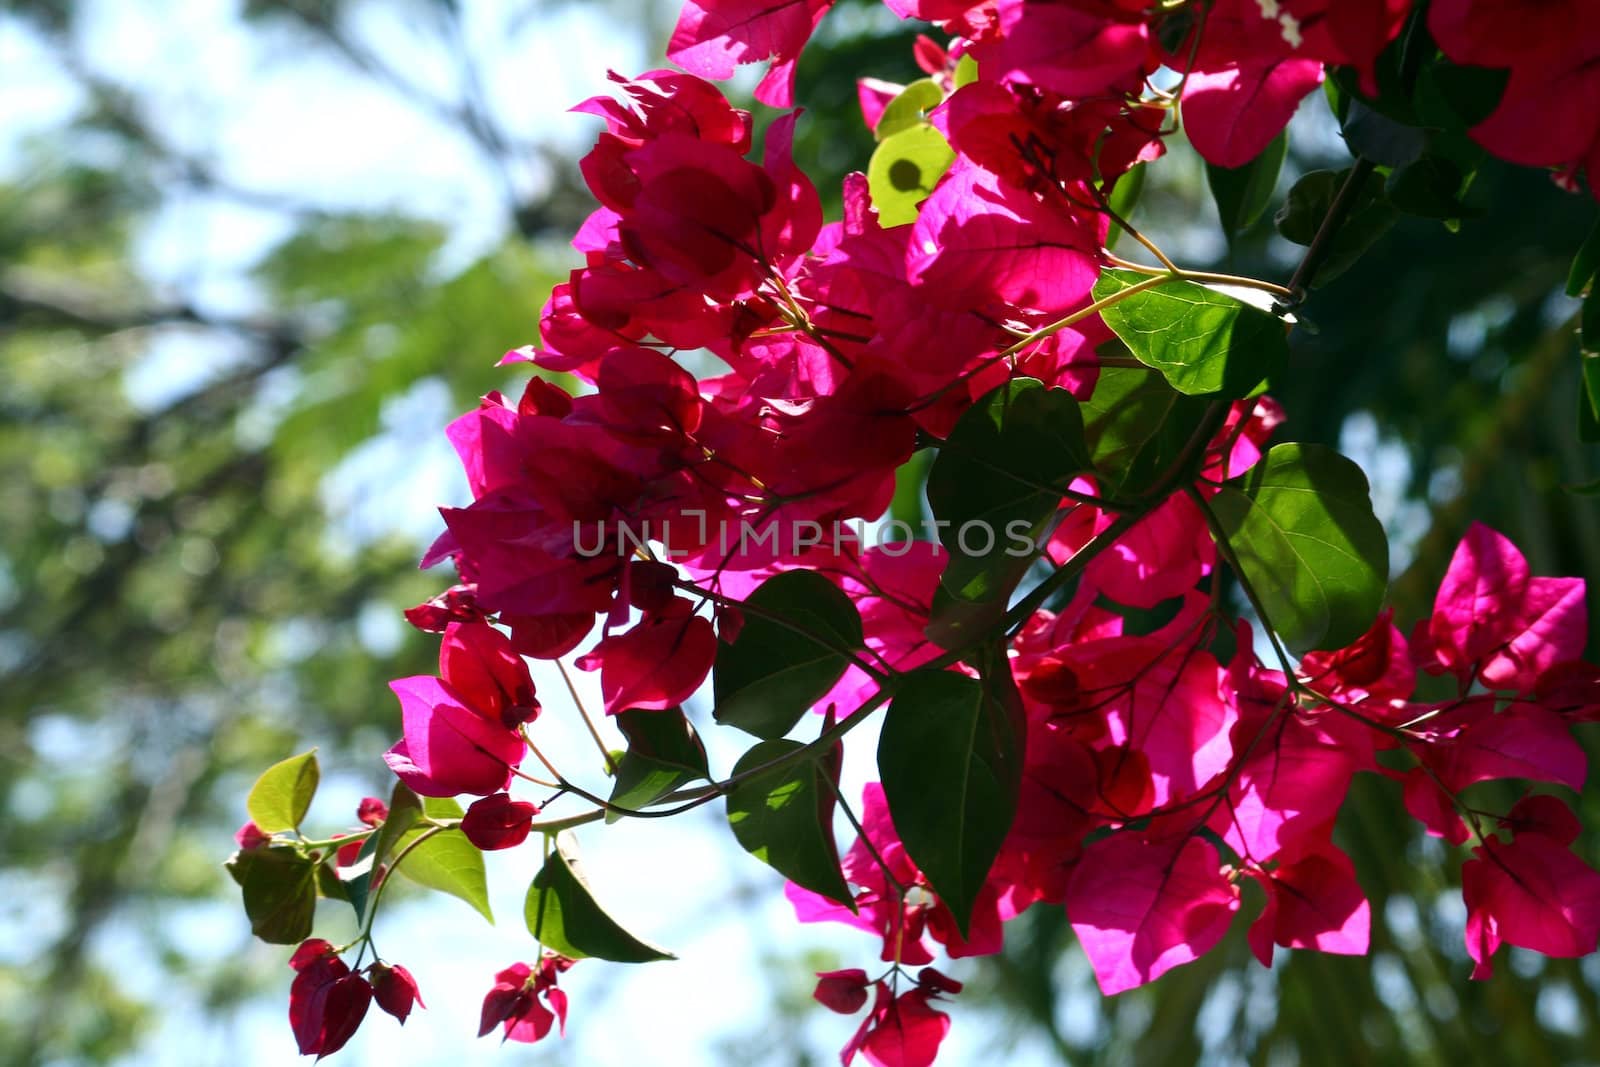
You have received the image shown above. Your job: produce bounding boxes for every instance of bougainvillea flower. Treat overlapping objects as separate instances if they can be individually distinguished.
[439,621,540,729]
[383,676,525,797]
[478,958,574,1044]
[461,793,540,851]
[1413,522,1587,693]
[667,0,833,107]
[368,962,425,1024]
[1463,829,1600,978]
[1067,833,1241,994]
[288,941,372,1058]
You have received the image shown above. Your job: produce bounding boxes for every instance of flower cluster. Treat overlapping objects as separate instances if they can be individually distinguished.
[230,1,1600,1062]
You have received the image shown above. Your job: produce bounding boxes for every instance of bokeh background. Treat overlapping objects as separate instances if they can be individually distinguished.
[3,1,1600,1064]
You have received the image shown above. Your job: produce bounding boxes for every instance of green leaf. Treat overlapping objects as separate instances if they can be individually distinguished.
[1093,269,1288,397]
[1206,132,1286,239]
[874,78,944,141]
[1584,292,1599,355]
[1105,163,1147,251]
[1340,100,1425,169]
[524,832,674,962]
[245,749,319,833]
[889,448,931,532]
[1386,155,1476,221]
[926,378,1092,607]
[1209,443,1389,653]
[725,739,852,906]
[226,845,318,945]
[1419,60,1509,129]
[1581,352,1600,444]
[953,53,979,88]
[867,124,954,227]
[1275,169,1398,286]
[1568,216,1600,297]
[395,825,493,922]
[713,571,864,739]
[607,707,709,819]
[370,782,422,873]
[422,795,465,820]
[878,668,1021,935]
[1081,361,1212,496]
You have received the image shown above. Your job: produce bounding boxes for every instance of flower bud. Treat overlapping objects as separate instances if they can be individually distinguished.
[369,961,425,1024]
[461,793,539,852]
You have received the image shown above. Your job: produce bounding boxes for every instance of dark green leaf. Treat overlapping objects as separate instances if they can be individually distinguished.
[370,781,422,877]
[1420,60,1509,129]
[524,832,674,962]
[245,749,319,833]
[714,571,865,739]
[1584,292,1599,355]
[877,668,1021,936]
[1206,132,1286,239]
[1340,99,1426,169]
[1106,163,1147,251]
[226,845,318,945]
[1275,169,1398,286]
[1080,360,1211,496]
[395,825,492,922]
[1581,353,1600,444]
[608,707,710,818]
[1386,155,1475,221]
[1209,443,1389,652]
[339,833,378,923]
[867,124,954,226]
[725,739,852,906]
[874,78,944,141]
[1093,269,1288,397]
[926,378,1092,608]
[1568,216,1600,297]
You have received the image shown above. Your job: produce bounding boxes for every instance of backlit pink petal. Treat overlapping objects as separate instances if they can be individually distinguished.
[908,160,1105,312]
[1503,793,1583,845]
[1216,713,1371,862]
[1246,842,1370,966]
[578,610,717,713]
[1400,766,1470,846]
[1428,522,1531,671]
[1085,493,1213,609]
[859,990,951,1067]
[667,0,833,108]
[1431,704,1587,793]
[384,676,524,797]
[1479,576,1587,692]
[1067,834,1240,994]
[1182,59,1324,168]
[1463,834,1600,979]
[977,0,1149,98]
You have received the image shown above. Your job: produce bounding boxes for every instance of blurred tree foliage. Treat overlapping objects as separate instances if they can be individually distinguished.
[0,0,599,1061]
[3,0,1599,1065]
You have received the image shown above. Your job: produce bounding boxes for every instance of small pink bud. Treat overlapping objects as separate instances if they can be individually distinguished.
[234,821,270,850]
[461,793,539,851]
[813,968,870,1014]
[357,797,389,827]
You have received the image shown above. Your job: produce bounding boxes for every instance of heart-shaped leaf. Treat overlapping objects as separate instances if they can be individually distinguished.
[725,739,852,907]
[245,749,319,833]
[714,571,864,739]
[524,832,675,963]
[1209,443,1389,652]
